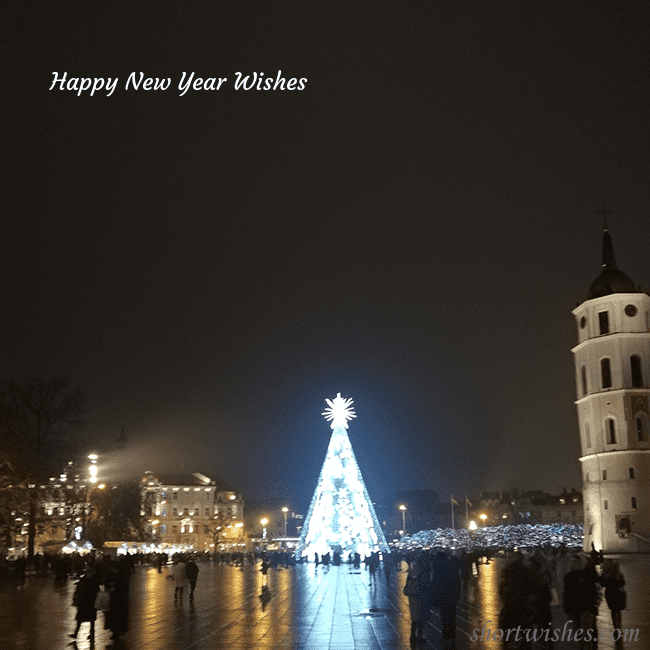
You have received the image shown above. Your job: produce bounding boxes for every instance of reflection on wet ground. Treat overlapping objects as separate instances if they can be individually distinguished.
[0,555,647,649]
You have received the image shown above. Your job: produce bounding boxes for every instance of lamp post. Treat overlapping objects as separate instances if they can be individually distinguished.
[84,454,99,538]
[479,513,487,527]
[261,518,268,541]
[282,507,288,537]
[399,504,407,535]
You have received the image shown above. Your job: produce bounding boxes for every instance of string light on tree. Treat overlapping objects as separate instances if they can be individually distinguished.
[296,393,388,560]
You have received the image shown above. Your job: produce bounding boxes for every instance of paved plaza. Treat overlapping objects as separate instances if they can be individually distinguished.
[0,556,648,650]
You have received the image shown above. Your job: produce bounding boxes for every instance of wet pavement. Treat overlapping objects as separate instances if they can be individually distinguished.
[0,555,648,649]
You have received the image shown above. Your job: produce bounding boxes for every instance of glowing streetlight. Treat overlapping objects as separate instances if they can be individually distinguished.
[261,518,268,540]
[88,454,98,484]
[479,513,487,527]
[399,504,407,534]
[469,520,477,531]
[282,507,289,537]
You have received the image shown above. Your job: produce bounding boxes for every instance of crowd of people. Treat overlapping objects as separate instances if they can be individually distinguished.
[397,522,584,554]
[1,534,629,648]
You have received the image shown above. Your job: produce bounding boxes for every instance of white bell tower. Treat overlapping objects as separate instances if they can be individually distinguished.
[572,223,650,553]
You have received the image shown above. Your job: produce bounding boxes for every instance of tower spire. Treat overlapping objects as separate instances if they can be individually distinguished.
[597,204,616,269]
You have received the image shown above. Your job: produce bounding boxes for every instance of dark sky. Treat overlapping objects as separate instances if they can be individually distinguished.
[6,4,650,512]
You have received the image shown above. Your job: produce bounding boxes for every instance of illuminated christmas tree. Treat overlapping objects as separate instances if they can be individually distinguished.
[295,393,389,559]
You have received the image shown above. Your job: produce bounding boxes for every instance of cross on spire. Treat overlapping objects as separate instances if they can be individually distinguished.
[597,203,611,230]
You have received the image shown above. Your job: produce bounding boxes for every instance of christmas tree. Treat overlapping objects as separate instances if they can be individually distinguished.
[295,393,389,559]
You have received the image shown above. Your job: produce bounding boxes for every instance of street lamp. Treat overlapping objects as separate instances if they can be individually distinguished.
[479,513,487,527]
[88,454,98,483]
[261,518,268,540]
[399,504,407,535]
[282,507,288,537]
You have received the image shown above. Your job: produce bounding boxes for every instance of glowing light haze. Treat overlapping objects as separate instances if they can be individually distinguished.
[296,393,388,559]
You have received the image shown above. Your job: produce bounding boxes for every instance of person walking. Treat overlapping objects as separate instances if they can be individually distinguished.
[404,551,434,642]
[104,557,132,643]
[186,557,199,600]
[69,568,100,642]
[173,555,188,600]
[431,550,462,644]
[563,554,600,650]
[600,559,626,631]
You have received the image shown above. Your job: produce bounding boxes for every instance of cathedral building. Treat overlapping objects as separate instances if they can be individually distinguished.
[572,224,650,553]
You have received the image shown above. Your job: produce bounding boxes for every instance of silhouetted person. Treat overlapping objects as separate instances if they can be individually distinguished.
[69,568,100,642]
[563,555,600,650]
[186,558,199,599]
[105,558,131,642]
[431,551,461,644]
[600,559,626,631]
[406,552,434,642]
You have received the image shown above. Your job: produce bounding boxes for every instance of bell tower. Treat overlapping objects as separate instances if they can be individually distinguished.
[572,223,650,552]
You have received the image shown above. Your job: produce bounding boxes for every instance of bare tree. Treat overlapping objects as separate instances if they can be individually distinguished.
[204,511,231,549]
[0,377,86,559]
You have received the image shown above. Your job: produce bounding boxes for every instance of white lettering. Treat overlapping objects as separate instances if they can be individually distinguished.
[106,78,118,97]
[49,72,67,90]
[126,72,144,90]
[234,72,257,90]
[178,72,194,96]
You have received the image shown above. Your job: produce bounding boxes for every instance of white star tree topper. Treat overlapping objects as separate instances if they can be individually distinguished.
[322,393,356,429]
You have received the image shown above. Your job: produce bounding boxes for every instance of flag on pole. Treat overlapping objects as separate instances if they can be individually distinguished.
[451,495,459,506]
[466,496,472,507]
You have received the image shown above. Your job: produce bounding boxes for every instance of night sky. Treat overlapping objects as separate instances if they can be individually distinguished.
[6,4,650,512]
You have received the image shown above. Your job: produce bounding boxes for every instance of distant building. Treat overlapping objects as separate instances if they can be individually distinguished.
[572,224,650,553]
[473,489,583,527]
[140,472,244,551]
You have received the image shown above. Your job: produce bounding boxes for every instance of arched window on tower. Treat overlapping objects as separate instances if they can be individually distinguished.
[606,418,617,445]
[601,358,612,389]
[631,355,643,388]
[636,416,647,442]
[581,366,588,396]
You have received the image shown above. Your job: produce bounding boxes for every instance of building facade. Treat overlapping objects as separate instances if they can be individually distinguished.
[474,490,583,527]
[140,472,245,552]
[572,225,650,553]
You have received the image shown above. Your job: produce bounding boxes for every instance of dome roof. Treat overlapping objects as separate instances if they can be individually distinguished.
[587,224,638,300]
[587,267,637,300]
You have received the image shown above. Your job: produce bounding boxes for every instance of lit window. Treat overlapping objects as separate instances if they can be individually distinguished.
[601,358,612,389]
